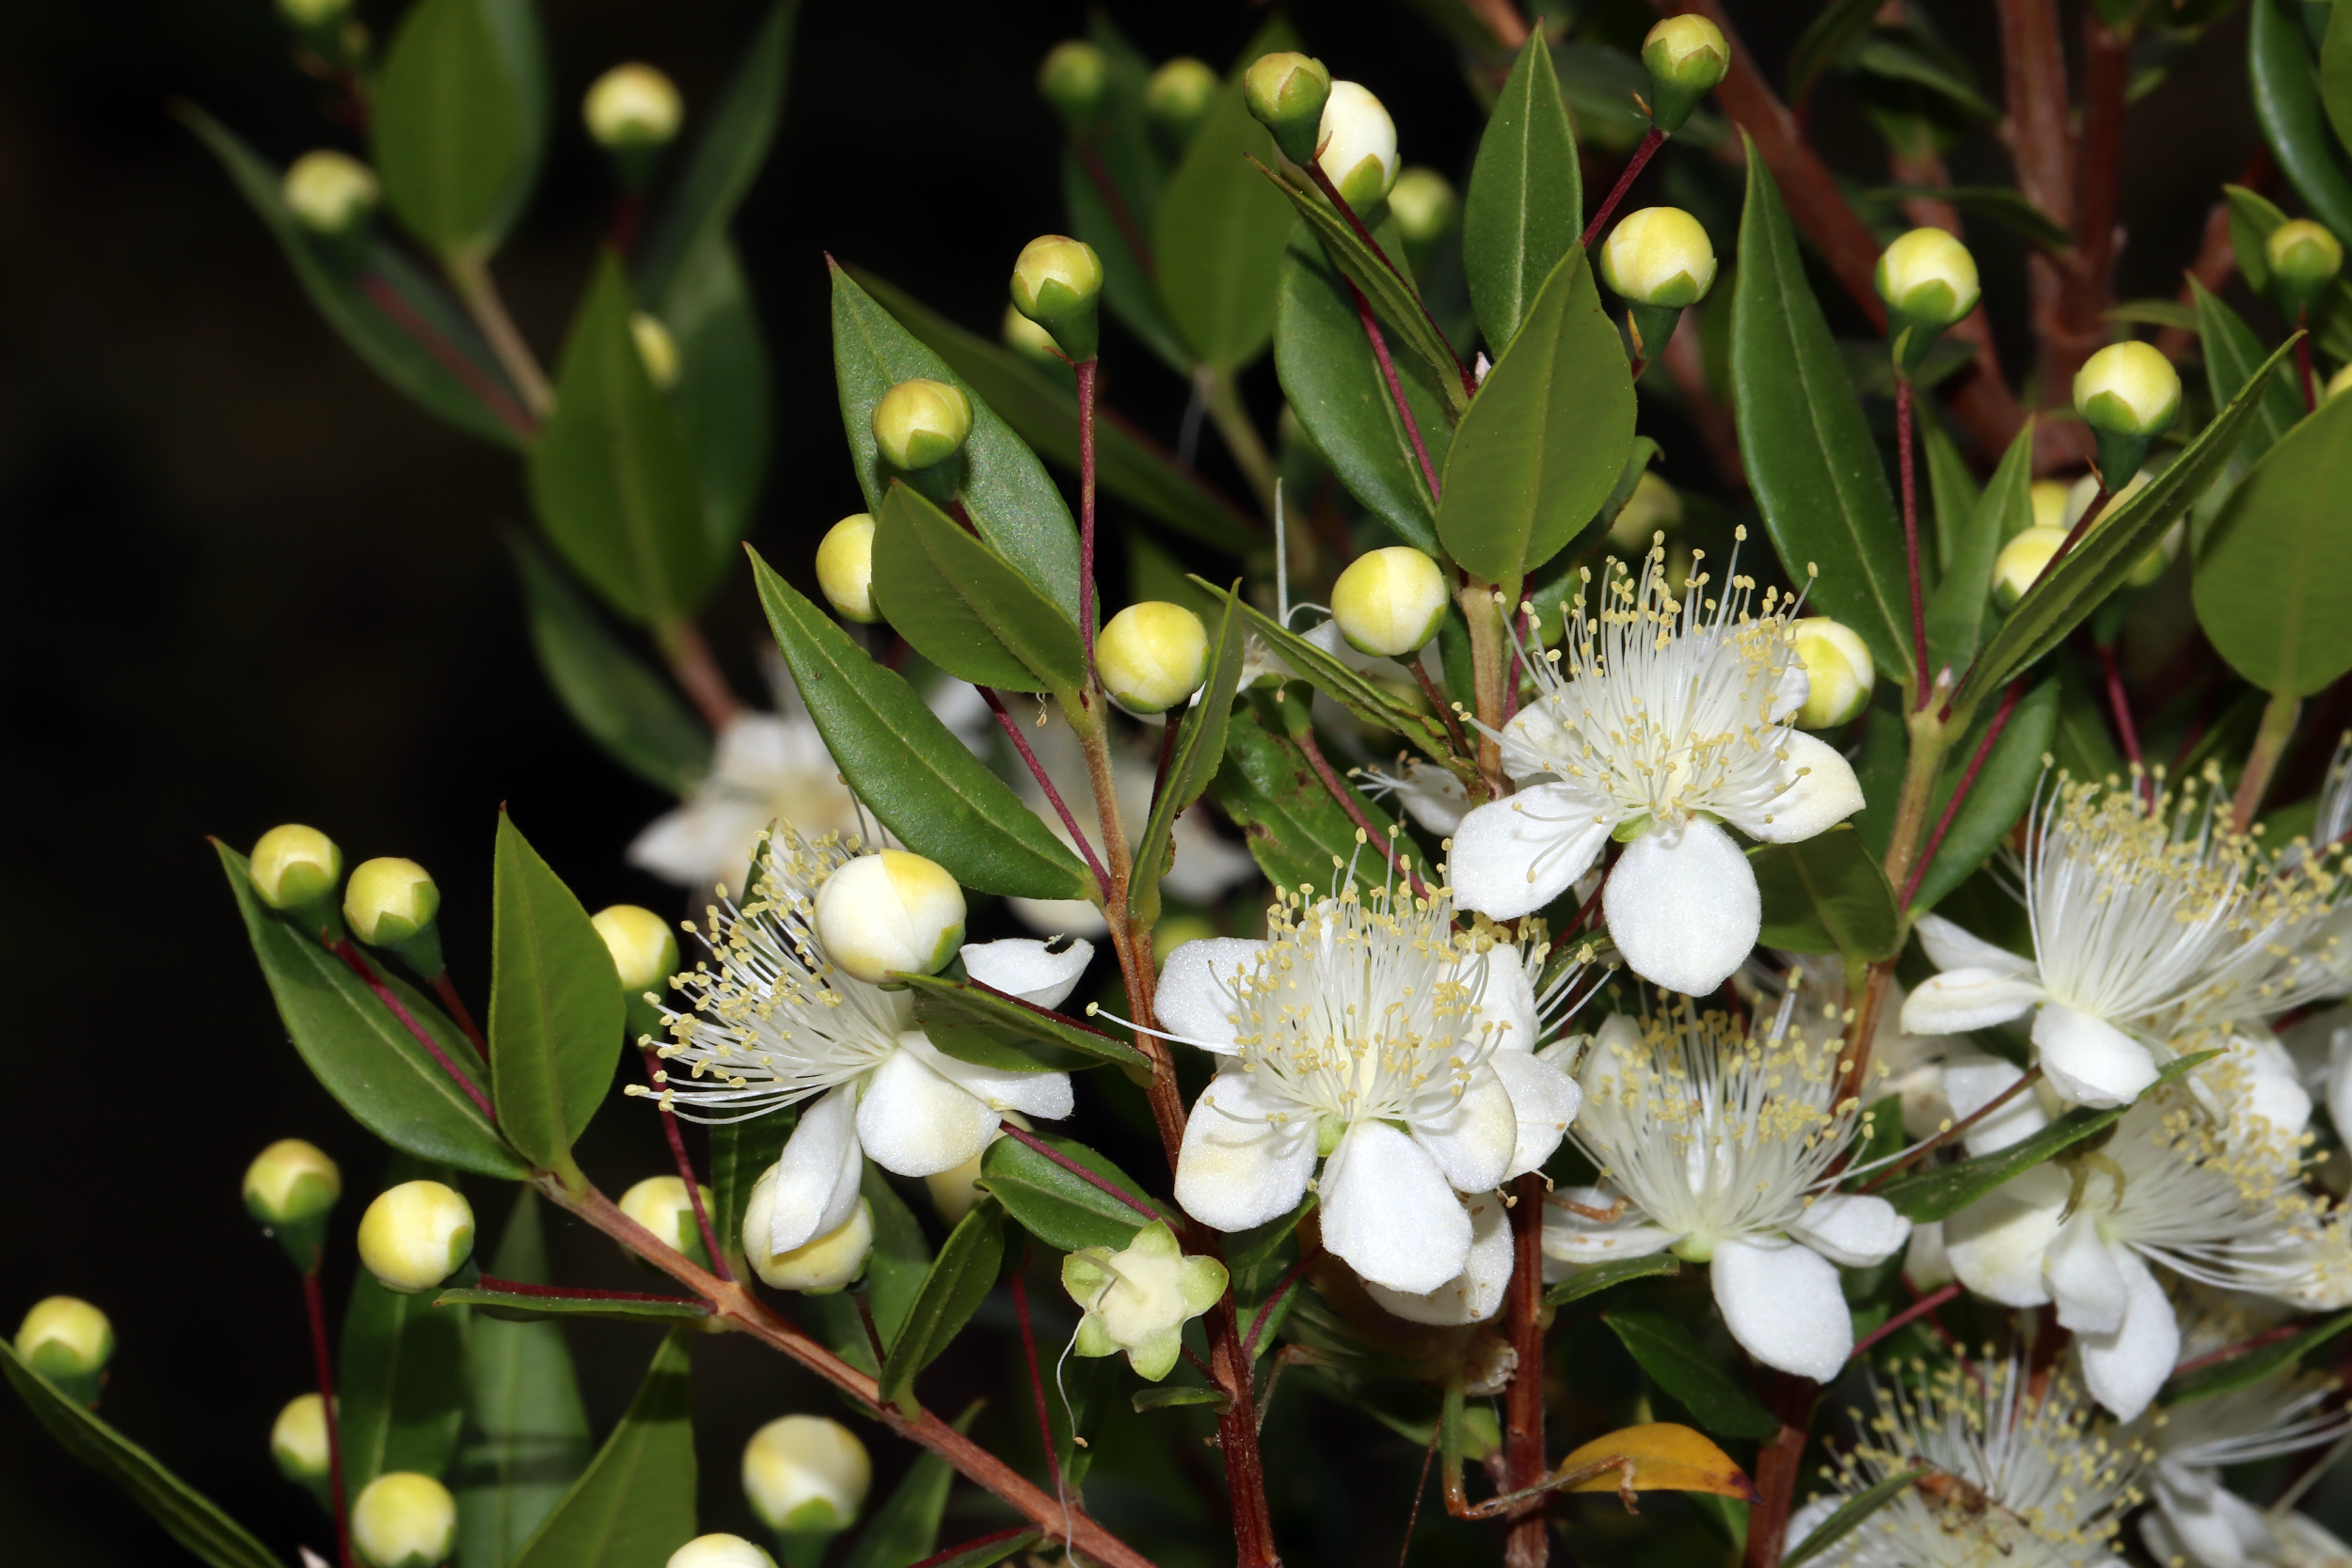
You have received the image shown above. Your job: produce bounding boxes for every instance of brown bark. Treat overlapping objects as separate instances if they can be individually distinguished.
[1503,1172,1551,1568]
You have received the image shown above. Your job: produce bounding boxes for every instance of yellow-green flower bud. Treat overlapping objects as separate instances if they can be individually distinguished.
[251,824,342,913]
[1992,525,2068,609]
[1061,1221,1229,1381]
[2266,218,2344,319]
[358,1180,474,1295]
[870,378,971,472]
[1001,305,1063,368]
[620,1176,714,1267]
[1388,167,1458,246]
[813,850,965,984]
[1599,208,1718,308]
[814,515,881,625]
[1244,51,1332,167]
[1038,40,1108,131]
[1317,81,1400,212]
[1608,471,1681,549]
[670,1535,779,1568]
[2329,361,2352,403]
[283,151,379,236]
[1640,15,1728,135]
[16,1297,113,1383]
[583,64,683,150]
[272,1393,331,1487]
[1788,618,1875,730]
[742,1416,871,1536]
[352,1472,456,1568]
[245,1138,342,1270]
[592,904,679,996]
[744,1184,873,1292]
[2028,479,2071,532]
[2074,341,2180,437]
[923,1113,1028,1224]
[344,857,440,948]
[278,0,351,27]
[631,312,679,390]
[1331,546,1449,658]
[1097,601,1210,715]
[1146,57,1218,151]
[1875,228,1979,329]
[1009,234,1104,361]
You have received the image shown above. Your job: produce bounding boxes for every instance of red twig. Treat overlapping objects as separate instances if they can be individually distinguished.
[1897,378,1931,708]
[1305,161,1474,397]
[1077,142,1155,279]
[999,1123,1164,1221]
[1899,679,2026,910]
[1293,726,1433,900]
[1849,1283,1962,1362]
[430,972,488,1061]
[2096,643,2148,808]
[1243,1245,1322,1360]
[357,274,537,440]
[302,1271,355,1568]
[1009,1253,1067,1501]
[327,939,498,1124]
[1345,274,1441,502]
[642,1048,733,1282]
[980,688,1114,894]
[1076,357,1102,690]
[908,1528,1046,1568]
[2173,1321,2308,1376]
[1580,126,1666,251]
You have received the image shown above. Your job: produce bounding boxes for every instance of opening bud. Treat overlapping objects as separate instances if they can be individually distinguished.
[1331,546,1449,658]
[620,1176,715,1269]
[671,1536,779,1568]
[1608,471,1681,549]
[814,515,881,626]
[631,312,680,390]
[1876,228,1979,372]
[744,1180,873,1292]
[358,1180,475,1294]
[1317,81,1400,212]
[1001,306,1063,368]
[344,857,440,948]
[245,1138,342,1268]
[813,850,966,984]
[352,1472,457,1568]
[1009,234,1104,361]
[251,824,343,913]
[283,151,379,237]
[1640,15,1728,135]
[2074,341,2179,491]
[16,1297,114,1391]
[583,64,683,150]
[743,1415,871,1536]
[1788,618,1875,730]
[1992,525,2068,610]
[1244,51,1332,167]
[1098,601,1211,715]
[1038,40,1108,131]
[272,1393,332,1488]
[2267,218,2344,319]
[870,378,971,472]
[1146,57,1218,152]
[1388,167,1458,248]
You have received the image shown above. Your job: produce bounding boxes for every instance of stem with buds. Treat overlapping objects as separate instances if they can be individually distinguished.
[1581,127,1666,251]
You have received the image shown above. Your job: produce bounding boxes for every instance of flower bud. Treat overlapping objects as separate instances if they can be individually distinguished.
[1331,546,1449,658]
[670,1536,778,1568]
[593,904,679,996]
[1001,306,1063,368]
[352,1472,456,1568]
[1009,234,1104,361]
[814,515,881,626]
[283,151,379,236]
[1640,15,1728,135]
[1788,618,1875,730]
[631,312,680,391]
[583,64,683,150]
[1875,228,1980,329]
[16,1297,113,1387]
[1038,41,1108,131]
[1607,471,1681,549]
[1992,525,2068,609]
[1388,167,1458,247]
[620,1176,715,1268]
[344,857,440,949]
[2074,341,2180,437]
[2028,479,2071,533]
[1244,52,1332,167]
[744,1181,872,1292]
[1146,57,1218,151]
[245,1139,342,1227]
[358,1180,475,1295]
[813,850,966,984]
[1599,207,1716,309]
[272,1393,331,1489]
[2266,218,2343,319]
[251,824,343,913]
[1098,601,1210,715]
[870,378,971,472]
[1317,82,1400,212]
[742,1415,871,1536]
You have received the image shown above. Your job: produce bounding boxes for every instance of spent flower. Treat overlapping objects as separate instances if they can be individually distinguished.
[1061,1220,1230,1380]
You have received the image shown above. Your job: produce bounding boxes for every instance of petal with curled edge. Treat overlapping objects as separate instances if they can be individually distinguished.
[765,1083,866,1255]
[1604,817,1760,997]
[2033,1003,2159,1108]
[1450,784,1618,921]
[2043,1210,2128,1335]
[1152,938,1265,1053]
[1785,1193,1910,1269]
[1901,969,2045,1036]
[1366,1190,1515,1325]
[855,1043,999,1179]
[1172,1068,1316,1232]
[1541,1184,1678,1266]
[1915,912,2036,976]
[1943,1164,2068,1307]
[960,937,1094,1008]
[1720,732,1865,844]
[1320,1120,1474,1294]
[1407,1066,1518,1193]
[2078,1247,2179,1421]
[1712,1234,1853,1381]
[1492,1048,1582,1179]
[1560,1423,1761,1501]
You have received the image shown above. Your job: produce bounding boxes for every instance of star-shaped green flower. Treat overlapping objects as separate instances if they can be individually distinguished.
[1060,1221,1229,1381]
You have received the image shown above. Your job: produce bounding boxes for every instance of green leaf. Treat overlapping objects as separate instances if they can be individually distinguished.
[1063,146,1192,375]
[1851,34,1998,119]
[1603,1308,1782,1441]
[2166,1310,2352,1404]
[1131,588,1247,927]
[372,0,546,256]
[1552,44,1662,155]
[510,1331,696,1568]
[1205,586,1460,767]
[1921,413,1977,581]
[342,1232,469,1491]
[437,1288,711,1325]
[1464,37,1581,354]
[1866,187,2069,252]
[1543,1253,1682,1307]
[1264,168,1468,410]
[893,1529,1041,1568]
[1926,420,2031,675]
[979,1132,1162,1253]
[837,1404,983,1568]
[901,972,1146,1072]
[659,239,772,576]
[1781,1469,1929,1568]
[1787,0,1882,106]
[217,844,523,1179]
[872,483,1083,697]
[709,1110,793,1274]
[1211,689,1410,896]
[1732,143,1915,687]
[2197,384,2352,695]
[2107,298,2202,331]
[830,264,1080,610]
[2254,0,2352,240]
[1437,246,1634,588]
[863,1164,933,1352]
[2192,277,2307,475]
[1749,826,1902,961]
[1134,1385,1233,1413]
[489,812,623,1177]
[635,0,800,301]
[1907,679,2060,914]
[751,555,1095,901]
[2228,183,2292,299]
[0,1339,280,1568]
[453,1190,592,1568]
[530,255,710,625]
[877,1201,1005,1418]
[1154,46,1296,371]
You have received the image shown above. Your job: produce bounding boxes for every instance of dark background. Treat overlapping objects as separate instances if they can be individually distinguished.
[0,0,2275,1562]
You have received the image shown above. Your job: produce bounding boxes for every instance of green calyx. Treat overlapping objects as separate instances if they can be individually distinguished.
[2091,428,2157,496]
[1625,302,1683,363]
[1244,51,1331,167]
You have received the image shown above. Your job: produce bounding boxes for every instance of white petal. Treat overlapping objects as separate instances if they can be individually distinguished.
[1472,945,1539,1053]
[2033,1004,2158,1108]
[960,937,1093,1009]
[1900,969,2045,1035]
[1165,806,1262,902]
[1724,732,1866,844]
[1367,1191,1516,1325]
[1449,784,1615,921]
[1605,817,1760,996]
[765,1085,865,1255]
[627,798,768,889]
[899,1032,1073,1119]
[1710,1234,1851,1382]
[1915,912,2035,977]
[1152,939,1263,1053]
[1578,1013,1647,1101]
[1940,1052,2051,1156]
[1172,1069,1316,1231]
[2154,1463,2272,1568]
[1491,1048,1582,1179]
[1942,1166,2068,1307]
[2335,1030,2352,1148]
[855,1045,998,1179]
[1904,1221,1953,1291]
[2274,1513,2352,1568]
[1541,1185,1677,1264]
[1007,895,1110,939]
[1768,662,1811,726]
[2077,1248,2179,1420]
[1320,1121,1474,1294]
[1408,1068,1518,1193]
[1786,1194,1911,1269]
[2043,1212,2127,1335]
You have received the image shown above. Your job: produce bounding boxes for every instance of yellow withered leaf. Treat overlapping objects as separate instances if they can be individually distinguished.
[1558,1422,1761,1501]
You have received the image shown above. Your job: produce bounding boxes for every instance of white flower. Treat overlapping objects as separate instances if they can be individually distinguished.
[1903,775,2343,1111]
[644,828,1082,1258]
[1365,1189,1517,1325]
[1542,1005,1909,1382]
[2137,1329,2346,1568]
[1151,883,1586,1294]
[1359,754,1474,836]
[1450,544,1864,996]
[1740,956,1979,1142]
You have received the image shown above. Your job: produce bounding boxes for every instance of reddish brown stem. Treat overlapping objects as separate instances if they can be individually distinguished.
[430,971,488,1061]
[1242,1245,1322,1360]
[1502,1171,1549,1568]
[1867,1066,2045,1188]
[327,939,497,1123]
[2173,1321,2310,1376]
[657,619,740,733]
[1009,1254,1065,1502]
[358,273,537,440]
[979,687,1113,895]
[1294,726,1433,900]
[303,1270,355,1568]
[999,1123,1165,1221]
[609,192,643,260]
[1345,274,1441,501]
[642,1048,732,1282]
[2037,487,2110,584]
[2095,643,2147,806]
[474,1275,706,1305]
[1580,127,1665,251]
[1741,1375,1817,1568]
[1076,357,1101,689]
[1077,142,1155,278]
[1900,680,2026,910]
[1897,377,1931,707]
[1850,1283,1963,1362]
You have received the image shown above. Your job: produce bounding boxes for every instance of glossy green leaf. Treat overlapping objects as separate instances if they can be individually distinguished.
[2197,386,2352,695]
[530,255,710,625]
[1154,42,1296,371]
[1908,679,2059,915]
[2253,0,2352,239]
[0,1339,279,1568]
[830,264,1079,610]
[2227,183,2291,299]
[635,0,800,301]
[2107,298,2202,332]
[372,0,547,256]
[1543,1253,1682,1307]
[1131,587,1247,927]
[901,972,1145,1073]
[489,812,623,1177]
[437,1288,710,1325]
[979,1132,1163,1253]
[863,1163,933,1354]
[1266,168,1468,411]
[659,239,771,575]
[1063,147,1191,375]
[1782,1469,1929,1568]
[837,1404,983,1568]
[1212,689,1410,896]
[342,1203,469,1492]
[897,1528,1041,1568]
[1867,187,2069,251]
[1750,826,1902,961]
[1603,1308,1782,1441]
[877,1201,1004,1418]
[1922,414,1979,580]
[1465,37,1581,353]
[2192,278,2307,477]
[1733,144,1914,686]
[1926,421,2030,676]
[217,844,523,1179]
[510,1331,696,1568]
[1206,586,1459,768]
[2166,1310,2352,1404]
[1134,1385,1233,1414]
[872,483,1083,697]
[708,1109,793,1273]
[1851,34,1998,119]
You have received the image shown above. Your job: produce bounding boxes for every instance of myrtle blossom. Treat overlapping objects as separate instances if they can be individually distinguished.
[2136,1328,2347,1568]
[1364,1189,1516,1325]
[1450,541,1864,996]
[1542,1003,1909,1381]
[641,826,1085,1258]
[1149,882,1587,1295]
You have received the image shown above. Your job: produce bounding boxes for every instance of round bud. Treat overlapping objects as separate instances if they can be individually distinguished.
[1788,619,1875,730]
[1640,15,1729,134]
[670,1536,779,1568]
[344,858,440,948]
[631,312,680,391]
[283,151,379,235]
[2028,479,2072,533]
[2266,218,2344,316]
[1244,52,1332,166]
[1388,167,1458,245]
[278,0,352,26]
[742,1416,872,1536]
[1001,305,1063,368]
[358,1180,475,1295]
[620,1176,715,1263]
[593,905,679,995]
[813,850,966,984]
[1097,602,1211,715]
[1330,546,1450,659]
[251,824,343,911]
[870,378,971,471]
[1874,228,1980,329]
[583,64,683,149]
[1598,207,1717,308]
[2073,341,2181,437]
[272,1393,331,1485]
[245,1139,342,1227]
[1316,81,1400,212]
[1038,41,1108,130]
[745,1183,873,1292]
[1608,471,1682,549]
[352,1472,457,1568]
[815,515,881,625]
[2329,361,2352,404]
[1009,235,1104,361]
[1992,525,2068,610]
[1146,58,1218,150]
[16,1296,113,1380]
